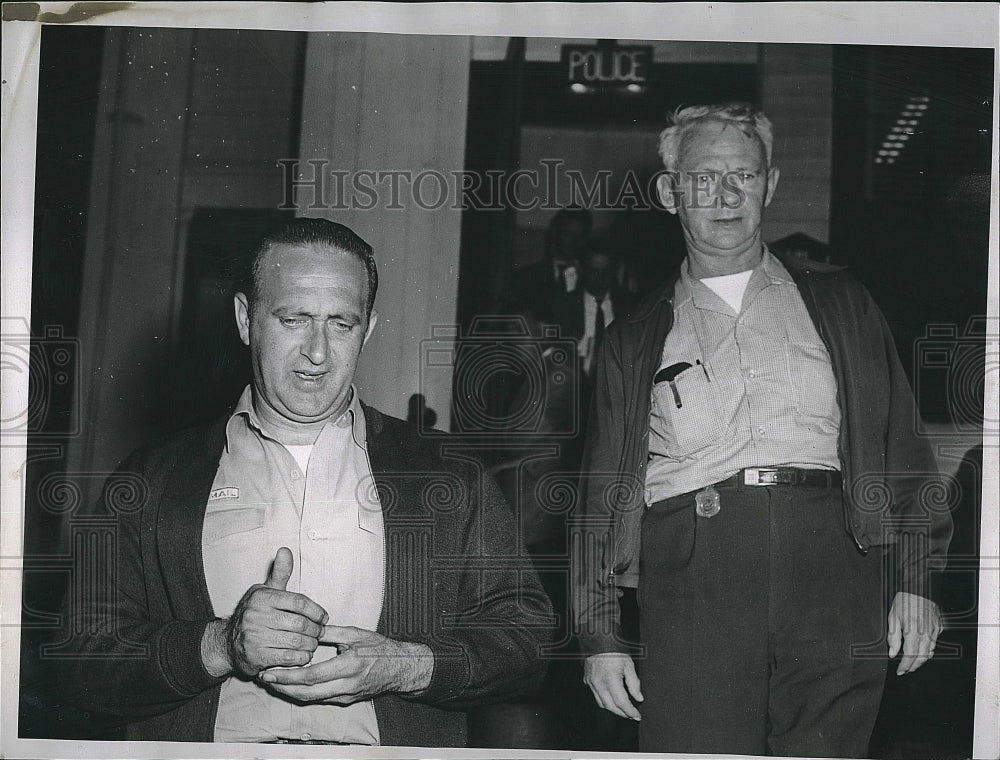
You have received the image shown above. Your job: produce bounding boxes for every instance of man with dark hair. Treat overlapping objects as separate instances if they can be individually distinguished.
[573,102,952,757]
[62,217,552,747]
[551,240,630,380]
[246,217,380,318]
[516,206,593,320]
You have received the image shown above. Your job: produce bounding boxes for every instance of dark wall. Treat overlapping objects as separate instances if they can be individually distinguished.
[831,46,993,422]
[22,24,110,740]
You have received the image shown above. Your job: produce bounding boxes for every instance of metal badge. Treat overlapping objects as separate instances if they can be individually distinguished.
[695,485,721,518]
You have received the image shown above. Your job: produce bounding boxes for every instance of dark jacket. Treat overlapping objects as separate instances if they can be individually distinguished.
[60,405,553,745]
[572,263,953,655]
[550,285,631,341]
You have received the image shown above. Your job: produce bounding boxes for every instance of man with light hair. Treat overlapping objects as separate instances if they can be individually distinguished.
[573,102,951,756]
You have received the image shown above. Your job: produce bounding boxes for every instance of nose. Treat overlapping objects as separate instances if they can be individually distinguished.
[302,321,328,365]
[718,173,745,210]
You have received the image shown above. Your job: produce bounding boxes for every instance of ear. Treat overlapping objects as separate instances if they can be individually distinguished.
[362,309,379,348]
[764,166,780,208]
[234,293,251,347]
[656,172,680,215]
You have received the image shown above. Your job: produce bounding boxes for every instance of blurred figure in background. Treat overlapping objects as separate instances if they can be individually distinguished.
[515,206,592,321]
[472,296,636,751]
[551,239,632,380]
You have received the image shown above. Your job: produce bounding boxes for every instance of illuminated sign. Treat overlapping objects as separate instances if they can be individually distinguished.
[562,43,653,93]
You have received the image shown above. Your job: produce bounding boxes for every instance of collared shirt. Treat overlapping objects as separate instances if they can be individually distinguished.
[203,385,384,744]
[580,289,616,375]
[645,249,841,503]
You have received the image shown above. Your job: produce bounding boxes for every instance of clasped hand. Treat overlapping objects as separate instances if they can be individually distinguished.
[259,625,433,705]
[209,547,328,677]
[203,547,432,703]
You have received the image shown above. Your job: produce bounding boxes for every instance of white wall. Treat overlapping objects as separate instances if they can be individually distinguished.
[297,33,472,428]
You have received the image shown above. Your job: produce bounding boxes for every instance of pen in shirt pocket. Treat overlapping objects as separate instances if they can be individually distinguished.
[696,359,710,381]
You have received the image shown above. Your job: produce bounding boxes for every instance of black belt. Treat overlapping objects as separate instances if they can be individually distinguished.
[715,467,841,489]
[264,739,354,745]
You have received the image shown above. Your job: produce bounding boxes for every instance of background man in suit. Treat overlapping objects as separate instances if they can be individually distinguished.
[551,241,629,379]
[61,218,552,747]
[516,206,593,321]
[573,102,951,757]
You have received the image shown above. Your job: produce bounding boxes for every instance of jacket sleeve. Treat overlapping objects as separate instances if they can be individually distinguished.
[873,299,954,605]
[57,450,224,718]
[570,325,634,656]
[408,466,555,709]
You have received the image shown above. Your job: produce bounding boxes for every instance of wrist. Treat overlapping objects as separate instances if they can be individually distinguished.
[394,641,434,695]
[200,618,233,678]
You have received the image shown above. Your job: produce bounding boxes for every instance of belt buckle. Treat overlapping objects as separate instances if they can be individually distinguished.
[744,467,779,486]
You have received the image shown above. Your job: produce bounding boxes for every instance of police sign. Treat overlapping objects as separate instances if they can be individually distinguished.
[562,43,652,89]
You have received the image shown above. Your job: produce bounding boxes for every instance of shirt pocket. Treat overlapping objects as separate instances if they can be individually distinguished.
[650,365,724,459]
[202,506,268,616]
[785,340,840,423]
[202,506,266,546]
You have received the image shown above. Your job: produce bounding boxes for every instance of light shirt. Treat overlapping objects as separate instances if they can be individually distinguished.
[203,385,384,744]
[645,249,841,503]
[580,289,615,375]
[700,269,753,313]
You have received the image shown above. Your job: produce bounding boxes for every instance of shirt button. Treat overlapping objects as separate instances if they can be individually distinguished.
[757,426,766,436]
[737,317,745,325]
[291,470,301,480]
[307,529,319,540]
[300,733,311,742]
[747,370,756,379]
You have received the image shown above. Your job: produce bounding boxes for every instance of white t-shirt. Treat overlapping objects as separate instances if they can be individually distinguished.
[700,269,754,313]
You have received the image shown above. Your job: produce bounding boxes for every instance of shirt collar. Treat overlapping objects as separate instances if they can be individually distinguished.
[225,384,367,451]
[758,245,795,284]
[675,244,789,313]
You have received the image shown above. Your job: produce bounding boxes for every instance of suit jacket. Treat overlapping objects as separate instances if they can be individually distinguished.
[550,286,630,341]
[572,262,953,655]
[511,260,579,322]
[58,405,553,746]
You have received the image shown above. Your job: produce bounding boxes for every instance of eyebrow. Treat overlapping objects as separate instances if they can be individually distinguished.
[690,165,759,174]
[272,307,362,323]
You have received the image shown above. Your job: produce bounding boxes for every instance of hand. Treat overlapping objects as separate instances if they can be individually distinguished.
[202,548,328,678]
[888,591,943,675]
[259,625,434,705]
[583,652,643,720]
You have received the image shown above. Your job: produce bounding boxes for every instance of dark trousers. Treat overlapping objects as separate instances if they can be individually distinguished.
[637,483,888,757]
